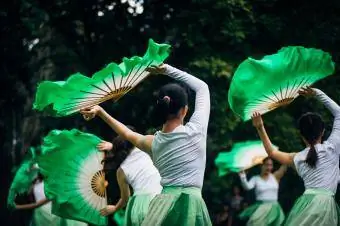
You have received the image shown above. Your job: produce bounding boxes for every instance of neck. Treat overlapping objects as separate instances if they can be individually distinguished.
[162,118,183,133]
[261,172,269,178]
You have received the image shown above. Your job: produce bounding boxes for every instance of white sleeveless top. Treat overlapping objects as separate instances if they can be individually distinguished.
[33,181,46,202]
[240,173,279,201]
[120,148,162,195]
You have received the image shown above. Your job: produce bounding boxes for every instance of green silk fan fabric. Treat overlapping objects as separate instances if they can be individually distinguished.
[7,158,39,208]
[215,141,278,176]
[33,39,171,117]
[38,129,107,226]
[228,46,335,121]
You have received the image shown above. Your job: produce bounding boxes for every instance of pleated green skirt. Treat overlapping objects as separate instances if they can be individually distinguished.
[239,201,285,226]
[141,186,212,226]
[123,193,155,226]
[284,188,340,226]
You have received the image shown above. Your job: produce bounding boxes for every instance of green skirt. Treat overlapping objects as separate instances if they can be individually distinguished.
[141,186,212,226]
[31,202,87,226]
[239,201,285,226]
[285,188,340,226]
[123,193,155,226]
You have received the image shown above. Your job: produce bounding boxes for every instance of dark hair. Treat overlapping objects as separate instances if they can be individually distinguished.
[262,157,272,164]
[155,83,188,124]
[298,112,325,168]
[102,126,136,172]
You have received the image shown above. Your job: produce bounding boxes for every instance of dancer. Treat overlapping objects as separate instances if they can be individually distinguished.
[15,173,87,226]
[80,63,212,225]
[251,87,340,226]
[238,158,286,226]
[98,133,162,226]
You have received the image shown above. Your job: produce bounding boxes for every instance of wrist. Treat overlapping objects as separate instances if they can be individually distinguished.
[255,125,264,130]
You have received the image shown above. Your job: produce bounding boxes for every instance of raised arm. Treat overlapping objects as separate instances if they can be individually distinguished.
[273,165,288,182]
[162,64,210,131]
[239,172,255,190]
[100,168,130,216]
[252,112,296,165]
[80,106,154,152]
[313,88,340,148]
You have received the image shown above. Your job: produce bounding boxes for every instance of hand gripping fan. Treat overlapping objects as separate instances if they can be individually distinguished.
[228,46,335,121]
[7,156,39,208]
[215,141,278,176]
[38,129,107,226]
[33,39,171,117]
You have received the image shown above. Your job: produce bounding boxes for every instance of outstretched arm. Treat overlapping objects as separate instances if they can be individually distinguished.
[81,106,154,152]
[15,198,50,210]
[252,112,296,165]
[273,165,288,182]
[239,172,255,190]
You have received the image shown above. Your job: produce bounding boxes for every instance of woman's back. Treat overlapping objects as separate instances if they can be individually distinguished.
[151,64,210,189]
[120,148,162,195]
[294,141,339,193]
[152,123,207,188]
[294,88,340,194]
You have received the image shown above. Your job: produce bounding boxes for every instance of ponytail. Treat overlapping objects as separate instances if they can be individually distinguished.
[305,144,318,168]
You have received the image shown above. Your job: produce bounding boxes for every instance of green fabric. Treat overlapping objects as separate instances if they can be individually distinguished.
[141,186,212,226]
[38,129,107,226]
[239,201,285,226]
[31,203,87,226]
[285,189,340,226]
[113,209,126,226]
[123,194,155,226]
[7,158,39,208]
[228,46,335,121]
[214,140,278,176]
[33,39,171,117]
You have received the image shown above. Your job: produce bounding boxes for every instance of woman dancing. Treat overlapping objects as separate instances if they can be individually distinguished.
[251,87,340,226]
[15,173,86,226]
[98,133,162,226]
[80,63,212,225]
[238,158,286,226]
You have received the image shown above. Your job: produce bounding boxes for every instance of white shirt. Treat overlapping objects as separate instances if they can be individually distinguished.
[240,173,279,201]
[293,89,340,194]
[151,64,210,188]
[120,148,162,195]
[33,181,46,202]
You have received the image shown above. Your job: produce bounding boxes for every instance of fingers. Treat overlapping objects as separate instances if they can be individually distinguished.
[251,112,261,118]
[99,209,108,216]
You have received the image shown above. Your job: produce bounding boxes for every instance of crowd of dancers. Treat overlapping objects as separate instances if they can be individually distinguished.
[10,63,340,226]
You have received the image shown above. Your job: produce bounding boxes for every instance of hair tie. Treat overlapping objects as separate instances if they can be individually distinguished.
[162,95,171,104]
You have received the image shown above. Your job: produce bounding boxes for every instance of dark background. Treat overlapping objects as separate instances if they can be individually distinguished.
[1,0,340,225]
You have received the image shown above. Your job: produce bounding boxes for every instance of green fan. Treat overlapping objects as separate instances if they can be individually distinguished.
[33,39,171,117]
[7,158,39,208]
[228,46,335,121]
[215,141,278,176]
[38,129,107,226]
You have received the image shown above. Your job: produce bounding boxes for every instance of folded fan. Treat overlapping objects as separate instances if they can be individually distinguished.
[228,46,335,121]
[38,129,107,226]
[215,141,278,176]
[33,39,171,117]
